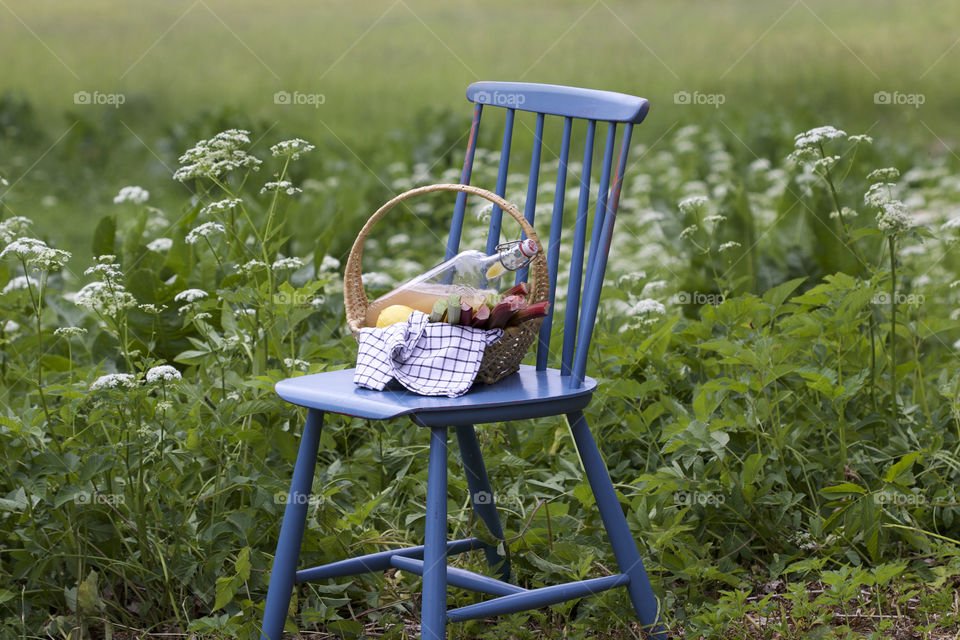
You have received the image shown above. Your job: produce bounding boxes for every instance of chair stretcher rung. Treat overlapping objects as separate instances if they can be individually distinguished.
[446,573,630,622]
[389,556,526,597]
[295,537,481,584]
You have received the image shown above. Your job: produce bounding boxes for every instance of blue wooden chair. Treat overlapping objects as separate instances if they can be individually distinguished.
[260,81,664,639]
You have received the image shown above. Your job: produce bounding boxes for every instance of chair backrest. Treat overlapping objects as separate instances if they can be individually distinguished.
[444,81,649,389]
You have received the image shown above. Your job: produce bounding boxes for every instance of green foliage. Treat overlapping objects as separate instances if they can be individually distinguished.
[1,117,959,639]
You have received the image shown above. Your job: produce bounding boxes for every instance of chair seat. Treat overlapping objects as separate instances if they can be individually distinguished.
[274,365,597,427]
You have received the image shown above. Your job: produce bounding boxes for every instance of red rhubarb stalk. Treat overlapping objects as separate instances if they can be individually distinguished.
[487,295,527,329]
[469,304,490,328]
[459,302,474,327]
[507,301,550,326]
[502,281,529,297]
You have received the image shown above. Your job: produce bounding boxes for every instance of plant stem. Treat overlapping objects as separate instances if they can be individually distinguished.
[888,235,897,420]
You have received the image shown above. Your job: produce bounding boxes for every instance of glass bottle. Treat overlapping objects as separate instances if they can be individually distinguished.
[365,239,538,326]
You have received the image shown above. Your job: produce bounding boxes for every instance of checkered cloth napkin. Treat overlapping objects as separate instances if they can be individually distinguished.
[354,311,504,397]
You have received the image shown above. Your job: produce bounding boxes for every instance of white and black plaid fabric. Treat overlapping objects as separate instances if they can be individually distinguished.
[354,311,503,397]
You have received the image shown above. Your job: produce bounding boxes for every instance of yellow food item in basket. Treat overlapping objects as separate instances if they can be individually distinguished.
[485,262,506,279]
[376,304,416,328]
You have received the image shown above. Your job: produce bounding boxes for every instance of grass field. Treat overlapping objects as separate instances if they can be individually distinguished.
[2,2,960,639]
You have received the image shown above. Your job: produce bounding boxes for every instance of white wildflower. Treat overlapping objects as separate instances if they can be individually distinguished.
[794,126,847,149]
[387,233,411,248]
[145,365,182,384]
[867,168,900,182]
[173,129,262,182]
[138,303,166,314]
[719,241,742,252]
[113,186,149,205]
[2,275,39,294]
[1,237,72,270]
[830,207,858,219]
[940,217,960,231]
[631,298,666,315]
[260,180,302,196]
[361,271,394,289]
[864,183,897,208]
[192,312,212,321]
[678,196,708,215]
[641,280,667,296]
[320,255,341,273]
[185,221,225,245]
[174,288,208,303]
[200,198,243,216]
[0,216,32,243]
[813,155,841,173]
[84,258,123,281]
[75,281,137,315]
[90,373,137,391]
[272,256,304,271]
[283,358,310,371]
[240,259,268,274]
[147,237,173,252]
[703,215,727,224]
[270,138,315,160]
[0,175,6,187]
[876,201,911,235]
[749,158,772,173]
[954,338,960,351]
[618,272,647,288]
[848,134,873,144]
[54,326,87,338]
[3,320,20,333]
[680,225,699,240]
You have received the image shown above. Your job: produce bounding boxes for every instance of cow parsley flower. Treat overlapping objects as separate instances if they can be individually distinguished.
[174,288,208,303]
[680,225,699,240]
[54,326,87,338]
[113,186,150,205]
[185,221,225,245]
[91,373,137,390]
[200,198,243,216]
[794,126,847,149]
[361,271,394,289]
[173,129,262,182]
[719,241,742,252]
[146,365,182,383]
[814,155,841,174]
[272,256,304,270]
[1,237,71,270]
[320,255,341,272]
[0,216,32,243]
[867,168,900,182]
[864,183,897,208]
[84,258,123,281]
[941,216,960,231]
[3,320,20,334]
[830,207,858,219]
[75,281,137,315]
[876,201,911,235]
[2,275,39,294]
[703,215,726,224]
[848,134,873,144]
[678,196,708,215]
[260,180,302,196]
[631,298,666,315]
[240,259,268,274]
[270,138,315,160]
[147,237,173,252]
[954,337,960,351]
[283,357,310,371]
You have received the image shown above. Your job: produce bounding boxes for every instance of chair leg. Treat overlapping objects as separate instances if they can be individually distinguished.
[260,409,325,640]
[421,426,449,640]
[567,411,665,639]
[454,424,510,581]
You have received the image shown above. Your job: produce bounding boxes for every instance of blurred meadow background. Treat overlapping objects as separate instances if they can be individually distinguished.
[3,1,960,638]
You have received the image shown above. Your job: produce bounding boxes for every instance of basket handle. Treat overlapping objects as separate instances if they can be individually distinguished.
[344,183,549,335]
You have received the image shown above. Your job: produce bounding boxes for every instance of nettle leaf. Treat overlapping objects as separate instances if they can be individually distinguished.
[820,483,867,497]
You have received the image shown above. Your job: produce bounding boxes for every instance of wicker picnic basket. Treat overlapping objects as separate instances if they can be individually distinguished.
[344,183,549,385]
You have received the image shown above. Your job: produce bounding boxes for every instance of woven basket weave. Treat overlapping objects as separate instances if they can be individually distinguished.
[344,183,549,385]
